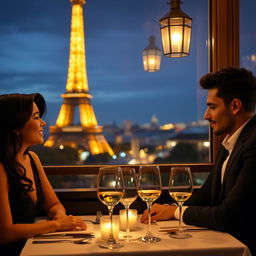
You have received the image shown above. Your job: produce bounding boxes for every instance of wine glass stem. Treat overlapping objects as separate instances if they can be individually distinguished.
[108,206,116,243]
[125,205,130,235]
[178,202,184,233]
[146,202,153,236]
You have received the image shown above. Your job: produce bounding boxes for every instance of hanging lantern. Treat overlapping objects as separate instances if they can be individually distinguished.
[159,0,192,58]
[142,35,162,72]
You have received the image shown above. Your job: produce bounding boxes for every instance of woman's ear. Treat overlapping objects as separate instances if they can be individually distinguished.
[230,98,242,115]
[13,130,20,136]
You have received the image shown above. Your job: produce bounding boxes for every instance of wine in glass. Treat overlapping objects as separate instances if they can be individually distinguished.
[120,167,138,241]
[97,166,124,249]
[137,166,162,243]
[169,166,193,239]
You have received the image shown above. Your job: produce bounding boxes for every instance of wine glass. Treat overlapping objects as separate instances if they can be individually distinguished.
[169,166,193,239]
[120,167,138,241]
[97,166,124,249]
[137,165,162,243]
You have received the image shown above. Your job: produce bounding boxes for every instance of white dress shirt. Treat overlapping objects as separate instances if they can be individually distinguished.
[220,119,250,183]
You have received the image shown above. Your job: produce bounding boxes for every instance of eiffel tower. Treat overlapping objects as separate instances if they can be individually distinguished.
[45,0,114,156]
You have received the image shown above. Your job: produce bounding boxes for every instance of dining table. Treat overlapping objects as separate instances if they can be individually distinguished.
[20,215,251,256]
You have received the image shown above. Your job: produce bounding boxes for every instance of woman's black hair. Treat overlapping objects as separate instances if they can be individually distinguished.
[0,93,46,192]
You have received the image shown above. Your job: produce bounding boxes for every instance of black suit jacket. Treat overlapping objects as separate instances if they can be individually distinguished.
[184,115,256,255]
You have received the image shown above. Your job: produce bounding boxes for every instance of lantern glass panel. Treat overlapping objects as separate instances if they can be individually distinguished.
[183,26,191,54]
[170,17,183,26]
[170,25,183,53]
[160,17,169,26]
[185,17,192,26]
[143,49,161,72]
[161,26,170,54]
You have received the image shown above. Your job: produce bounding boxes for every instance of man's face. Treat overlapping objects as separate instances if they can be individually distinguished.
[204,88,235,135]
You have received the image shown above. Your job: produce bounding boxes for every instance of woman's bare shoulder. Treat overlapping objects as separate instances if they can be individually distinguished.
[28,151,44,174]
[28,151,41,162]
[0,162,6,174]
[0,162,8,184]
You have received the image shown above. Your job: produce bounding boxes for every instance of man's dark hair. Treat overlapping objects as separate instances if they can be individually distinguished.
[200,67,256,112]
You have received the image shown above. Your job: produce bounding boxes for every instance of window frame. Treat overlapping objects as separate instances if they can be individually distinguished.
[44,0,239,177]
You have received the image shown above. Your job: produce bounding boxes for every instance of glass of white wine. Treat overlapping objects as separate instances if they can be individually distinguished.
[97,166,124,249]
[137,166,162,243]
[169,166,193,239]
[120,167,138,241]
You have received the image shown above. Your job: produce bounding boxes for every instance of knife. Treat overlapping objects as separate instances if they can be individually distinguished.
[33,233,94,239]
[159,227,208,232]
[32,240,72,244]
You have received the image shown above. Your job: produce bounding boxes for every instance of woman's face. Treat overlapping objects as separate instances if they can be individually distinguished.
[19,102,46,146]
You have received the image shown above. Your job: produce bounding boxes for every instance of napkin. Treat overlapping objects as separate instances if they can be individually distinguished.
[33,222,94,240]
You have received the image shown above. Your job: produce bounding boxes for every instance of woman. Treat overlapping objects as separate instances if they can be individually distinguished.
[0,93,87,255]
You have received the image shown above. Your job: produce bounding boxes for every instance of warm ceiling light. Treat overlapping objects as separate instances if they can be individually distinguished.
[159,0,192,58]
[142,35,162,72]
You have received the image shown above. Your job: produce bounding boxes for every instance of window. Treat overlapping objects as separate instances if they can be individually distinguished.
[35,0,209,167]
[0,0,240,190]
[240,0,256,76]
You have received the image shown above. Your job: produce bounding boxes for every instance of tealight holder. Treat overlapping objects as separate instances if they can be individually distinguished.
[119,209,138,231]
[100,216,119,241]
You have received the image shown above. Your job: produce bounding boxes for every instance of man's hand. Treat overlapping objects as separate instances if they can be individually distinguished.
[140,203,177,223]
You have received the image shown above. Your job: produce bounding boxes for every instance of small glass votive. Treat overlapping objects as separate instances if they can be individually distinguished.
[119,209,138,231]
[100,216,119,241]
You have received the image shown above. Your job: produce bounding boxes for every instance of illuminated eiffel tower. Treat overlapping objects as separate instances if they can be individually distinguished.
[45,0,114,156]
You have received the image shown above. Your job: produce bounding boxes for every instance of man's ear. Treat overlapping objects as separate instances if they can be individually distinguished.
[230,98,242,114]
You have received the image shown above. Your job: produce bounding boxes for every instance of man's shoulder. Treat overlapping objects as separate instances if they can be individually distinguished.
[239,116,256,142]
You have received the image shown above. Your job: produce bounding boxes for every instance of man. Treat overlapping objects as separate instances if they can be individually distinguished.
[141,67,256,255]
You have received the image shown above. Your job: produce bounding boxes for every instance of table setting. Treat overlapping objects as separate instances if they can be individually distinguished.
[21,166,251,256]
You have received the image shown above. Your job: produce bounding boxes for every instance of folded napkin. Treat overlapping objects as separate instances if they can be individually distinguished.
[33,222,94,240]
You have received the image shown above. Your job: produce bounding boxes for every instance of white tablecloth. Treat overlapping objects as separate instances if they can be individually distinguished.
[20,215,251,256]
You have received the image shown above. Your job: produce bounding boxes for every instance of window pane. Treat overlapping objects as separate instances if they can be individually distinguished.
[0,0,209,167]
[240,0,256,76]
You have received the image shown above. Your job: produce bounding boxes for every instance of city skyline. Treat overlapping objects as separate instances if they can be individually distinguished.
[0,0,208,126]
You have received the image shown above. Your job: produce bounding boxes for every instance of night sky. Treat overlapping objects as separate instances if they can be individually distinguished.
[3,0,248,127]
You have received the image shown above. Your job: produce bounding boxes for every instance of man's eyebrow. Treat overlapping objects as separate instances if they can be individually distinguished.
[206,103,217,106]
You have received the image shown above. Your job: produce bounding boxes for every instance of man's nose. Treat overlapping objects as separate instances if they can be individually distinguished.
[204,109,210,120]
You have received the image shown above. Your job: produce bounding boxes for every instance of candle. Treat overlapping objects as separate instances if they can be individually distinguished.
[119,209,137,231]
[100,216,119,241]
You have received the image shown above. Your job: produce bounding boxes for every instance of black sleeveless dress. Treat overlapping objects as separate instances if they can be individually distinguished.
[0,153,46,256]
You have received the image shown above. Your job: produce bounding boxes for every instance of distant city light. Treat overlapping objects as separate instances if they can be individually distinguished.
[119,152,126,157]
[80,151,90,161]
[160,123,175,130]
[167,141,177,148]
[245,54,256,63]
[128,159,137,164]
[59,144,64,150]
[203,141,210,147]
[112,155,117,159]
